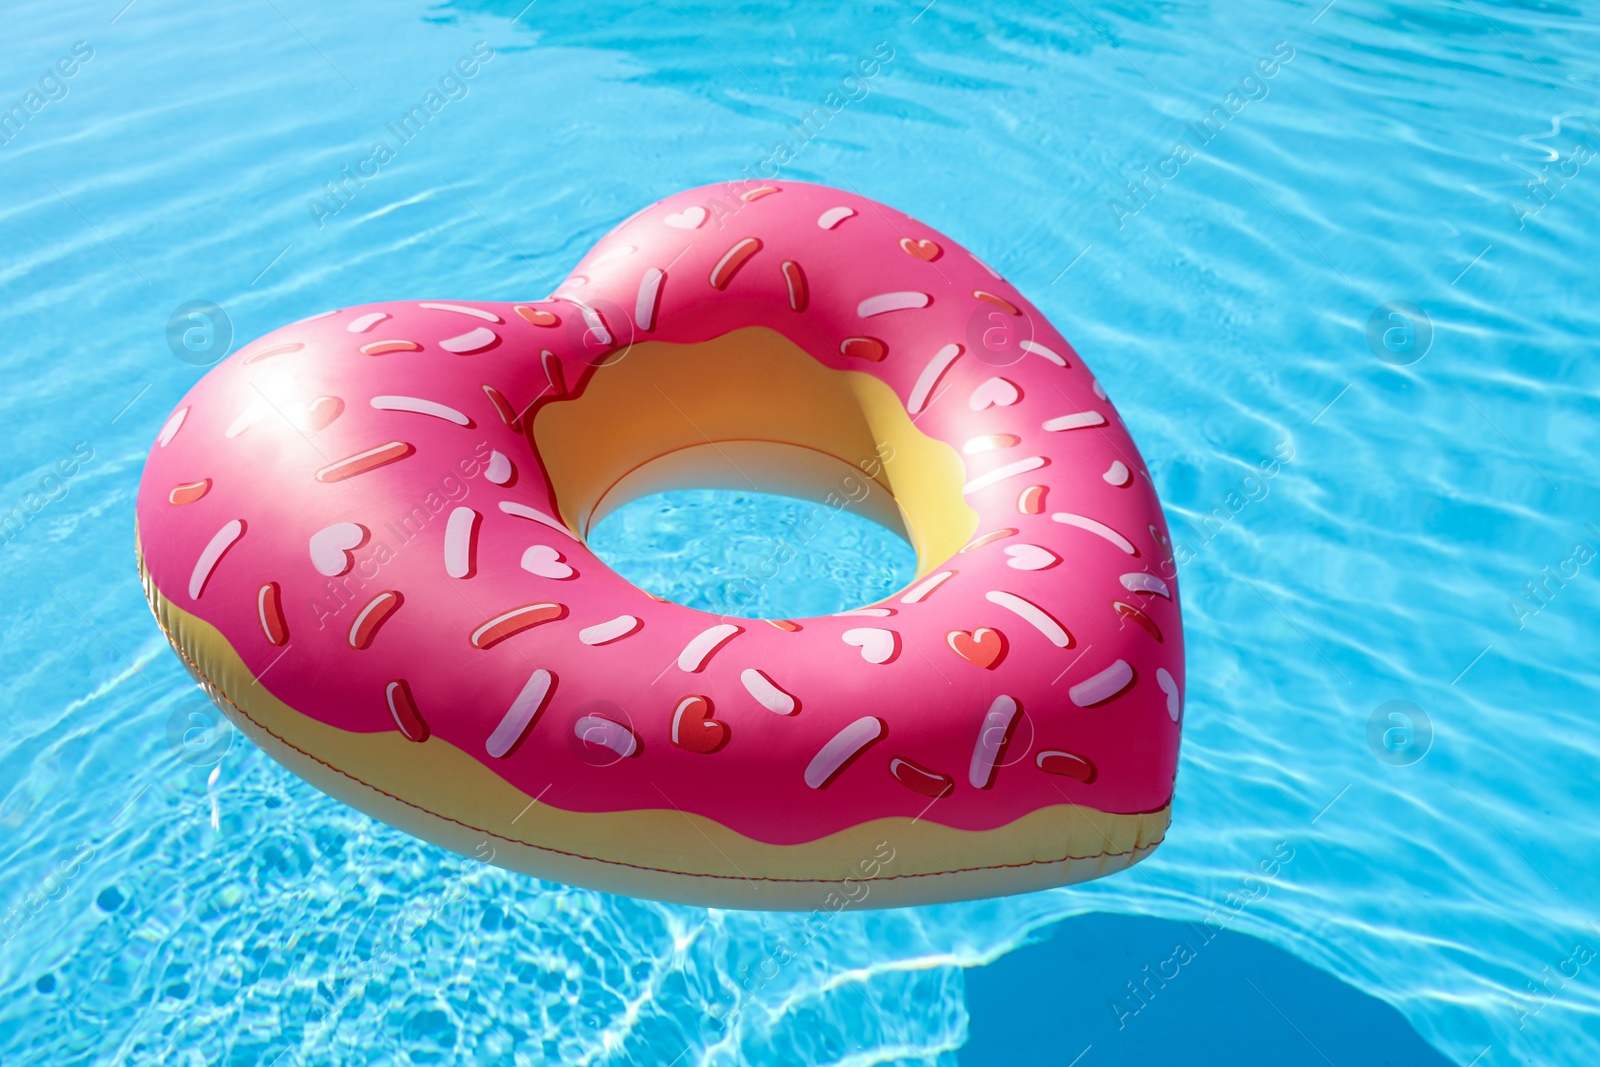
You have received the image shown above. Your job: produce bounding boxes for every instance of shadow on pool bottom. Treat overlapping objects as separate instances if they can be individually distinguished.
[960,913,1453,1066]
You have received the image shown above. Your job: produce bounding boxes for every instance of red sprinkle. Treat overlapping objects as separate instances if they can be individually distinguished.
[840,337,887,362]
[514,305,560,327]
[257,582,288,646]
[169,479,211,506]
[890,757,954,798]
[1038,751,1097,783]
[1114,601,1163,643]
[385,679,429,742]
[780,260,808,312]
[710,238,762,290]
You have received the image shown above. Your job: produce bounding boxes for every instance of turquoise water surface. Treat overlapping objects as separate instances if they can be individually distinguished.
[3,1,1599,1064]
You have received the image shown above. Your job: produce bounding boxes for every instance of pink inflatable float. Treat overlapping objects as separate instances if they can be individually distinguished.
[137,181,1182,908]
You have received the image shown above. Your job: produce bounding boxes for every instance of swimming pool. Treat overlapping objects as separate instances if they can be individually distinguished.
[3,1,1597,1063]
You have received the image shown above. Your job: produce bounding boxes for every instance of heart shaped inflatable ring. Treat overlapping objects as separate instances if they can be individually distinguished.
[136,182,1183,909]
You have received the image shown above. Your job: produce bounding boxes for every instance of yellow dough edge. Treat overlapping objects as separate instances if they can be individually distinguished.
[139,546,1169,910]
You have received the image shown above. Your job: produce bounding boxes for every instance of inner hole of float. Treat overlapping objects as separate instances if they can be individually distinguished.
[530,327,978,617]
[586,487,919,620]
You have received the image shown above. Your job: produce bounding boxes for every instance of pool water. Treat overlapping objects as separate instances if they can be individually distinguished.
[588,490,918,619]
[3,1,1599,1064]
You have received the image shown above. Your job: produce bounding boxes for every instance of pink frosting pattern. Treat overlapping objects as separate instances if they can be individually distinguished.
[136,181,1184,846]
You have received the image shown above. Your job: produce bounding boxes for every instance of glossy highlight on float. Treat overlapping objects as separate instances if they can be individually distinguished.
[134,181,1185,909]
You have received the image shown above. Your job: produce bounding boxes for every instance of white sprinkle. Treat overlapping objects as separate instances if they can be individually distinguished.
[574,715,636,759]
[741,669,796,715]
[636,267,665,331]
[1070,660,1135,707]
[486,668,554,758]
[579,615,641,646]
[963,456,1046,495]
[857,291,930,318]
[908,343,962,414]
[1043,411,1106,431]
[817,206,856,230]
[985,590,1072,648]
[444,507,479,578]
[485,450,514,485]
[1104,461,1132,486]
[370,395,471,426]
[224,400,269,439]
[1020,339,1067,366]
[1156,667,1181,721]
[969,695,1020,789]
[575,303,611,345]
[804,716,883,789]
[833,607,893,617]
[591,244,637,266]
[189,519,244,599]
[439,327,499,354]
[347,311,390,333]
[1120,572,1171,599]
[678,624,741,672]
[901,570,954,604]
[498,501,577,538]
[418,302,502,323]
[157,406,188,447]
[1053,512,1137,554]
[963,435,1015,455]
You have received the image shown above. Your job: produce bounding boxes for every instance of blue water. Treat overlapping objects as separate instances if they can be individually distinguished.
[961,913,1458,1065]
[589,490,919,618]
[3,1,1599,1064]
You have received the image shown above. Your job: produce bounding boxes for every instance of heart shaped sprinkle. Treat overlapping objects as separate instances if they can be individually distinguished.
[946,627,1006,669]
[899,237,942,262]
[664,205,707,229]
[291,396,343,432]
[969,377,1021,410]
[309,522,366,577]
[671,695,728,753]
[513,305,559,327]
[520,544,575,579]
[841,627,898,664]
[1003,544,1059,571]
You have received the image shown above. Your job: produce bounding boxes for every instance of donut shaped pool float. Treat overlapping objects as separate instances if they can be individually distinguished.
[136,181,1183,909]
